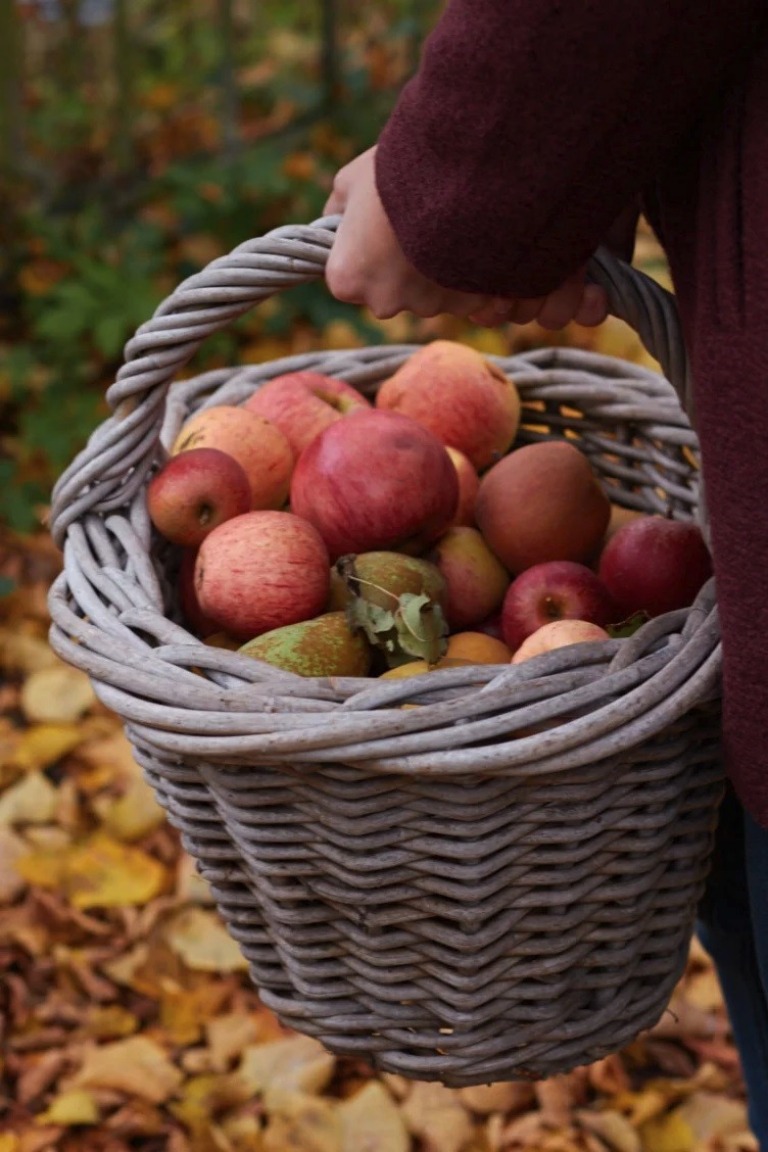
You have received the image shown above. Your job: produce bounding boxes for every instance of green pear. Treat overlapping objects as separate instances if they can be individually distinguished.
[336,550,447,611]
[238,611,371,677]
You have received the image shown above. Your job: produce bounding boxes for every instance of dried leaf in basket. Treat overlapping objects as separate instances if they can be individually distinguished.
[347,591,448,668]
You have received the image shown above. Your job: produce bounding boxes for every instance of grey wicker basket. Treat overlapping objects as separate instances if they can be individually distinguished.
[47,218,723,1085]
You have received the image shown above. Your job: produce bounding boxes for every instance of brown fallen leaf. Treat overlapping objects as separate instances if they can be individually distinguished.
[458,1081,535,1116]
[69,1036,183,1103]
[401,1080,475,1152]
[0,827,28,901]
[337,1081,410,1152]
[261,1087,341,1152]
[238,1034,336,1096]
[205,1011,260,1071]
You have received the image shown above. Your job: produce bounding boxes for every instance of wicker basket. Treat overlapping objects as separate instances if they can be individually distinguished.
[47,218,723,1086]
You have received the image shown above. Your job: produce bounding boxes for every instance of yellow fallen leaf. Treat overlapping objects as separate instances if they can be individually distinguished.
[0,628,61,675]
[176,852,215,905]
[577,1109,642,1152]
[20,665,95,723]
[238,1035,336,1096]
[73,728,142,791]
[35,1089,100,1127]
[5,723,83,774]
[163,907,248,973]
[16,832,167,908]
[0,1135,19,1152]
[170,1073,253,1139]
[99,776,166,841]
[71,1036,183,1103]
[683,968,724,1012]
[463,328,509,357]
[401,1081,475,1152]
[205,1011,260,1071]
[0,827,28,902]
[639,1110,695,1152]
[675,1093,750,1144]
[160,979,231,1047]
[262,1088,341,1152]
[0,772,58,827]
[338,1081,410,1152]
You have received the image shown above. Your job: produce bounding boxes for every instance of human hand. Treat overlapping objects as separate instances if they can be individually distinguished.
[323,147,608,329]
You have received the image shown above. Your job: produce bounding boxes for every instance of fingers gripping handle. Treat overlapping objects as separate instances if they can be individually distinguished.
[48,219,691,548]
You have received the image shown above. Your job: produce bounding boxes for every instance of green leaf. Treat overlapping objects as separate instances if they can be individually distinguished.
[392,592,448,666]
[606,611,650,638]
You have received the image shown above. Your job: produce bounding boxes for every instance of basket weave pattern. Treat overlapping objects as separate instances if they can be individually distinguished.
[48,221,723,1084]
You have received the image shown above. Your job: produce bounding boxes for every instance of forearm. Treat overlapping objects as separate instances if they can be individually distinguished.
[375,0,760,297]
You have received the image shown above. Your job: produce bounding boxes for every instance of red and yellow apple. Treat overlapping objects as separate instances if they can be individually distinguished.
[244,370,371,457]
[289,409,459,559]
[375,341,521,470]
[194,510,330,640]
[511,619,611,664]
[475,440,611,573]
[171,404,294,511]
[147,447,251,547]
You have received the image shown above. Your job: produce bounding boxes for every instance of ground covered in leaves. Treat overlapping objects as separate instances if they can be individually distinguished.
[0,507,755,1151]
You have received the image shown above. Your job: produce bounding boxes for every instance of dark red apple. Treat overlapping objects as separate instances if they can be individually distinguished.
[147,447,252,547]
[289,409,459,560]
[597,515,713,618]
[501,560,618,652]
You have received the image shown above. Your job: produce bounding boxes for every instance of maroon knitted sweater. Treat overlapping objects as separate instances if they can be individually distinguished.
[374,0,768,824]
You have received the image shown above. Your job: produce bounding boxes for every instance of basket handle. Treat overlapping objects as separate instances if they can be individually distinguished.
[49,215,691,547]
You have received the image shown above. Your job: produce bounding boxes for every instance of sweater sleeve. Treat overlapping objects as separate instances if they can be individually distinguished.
[375,0,761,297]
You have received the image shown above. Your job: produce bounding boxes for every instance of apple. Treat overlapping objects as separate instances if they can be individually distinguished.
[194,510,330,640]
[475,440,611,573]
[511,619,611,664]
[445,447,480,528]
[501,560,617,652]
[239,611,372,677]
[146,447,251,547]
[171,404,294,511]
[597,514,713,618]
[243,370,371,458]
[177,547,220,637]
[289,409,459,560]
[375,340,521,470]
[428,526,510,630]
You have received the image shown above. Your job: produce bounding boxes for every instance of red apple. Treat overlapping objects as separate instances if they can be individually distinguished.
[194,510,331,640]
[597,515,713,618]
[243,371,371,458]
[501,560,617,652]
[289,409,459,560]
[147,447,251,547]
[375,341,521,470]
[177,547,221,637]
[171,405,294,511]
[511,619,611,664]
[475,441,611,574]
[428,526,510,630]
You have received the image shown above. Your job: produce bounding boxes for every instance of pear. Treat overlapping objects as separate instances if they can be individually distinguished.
[336,551,447,611]
[238,611,371,677]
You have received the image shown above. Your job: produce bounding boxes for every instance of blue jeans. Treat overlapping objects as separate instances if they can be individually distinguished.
[697,786,768,1150]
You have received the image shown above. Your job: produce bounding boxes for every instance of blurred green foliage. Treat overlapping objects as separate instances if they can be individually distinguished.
[1,0,441,531]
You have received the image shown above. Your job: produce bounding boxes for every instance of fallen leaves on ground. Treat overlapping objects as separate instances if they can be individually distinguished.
[0,276,755,1149]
